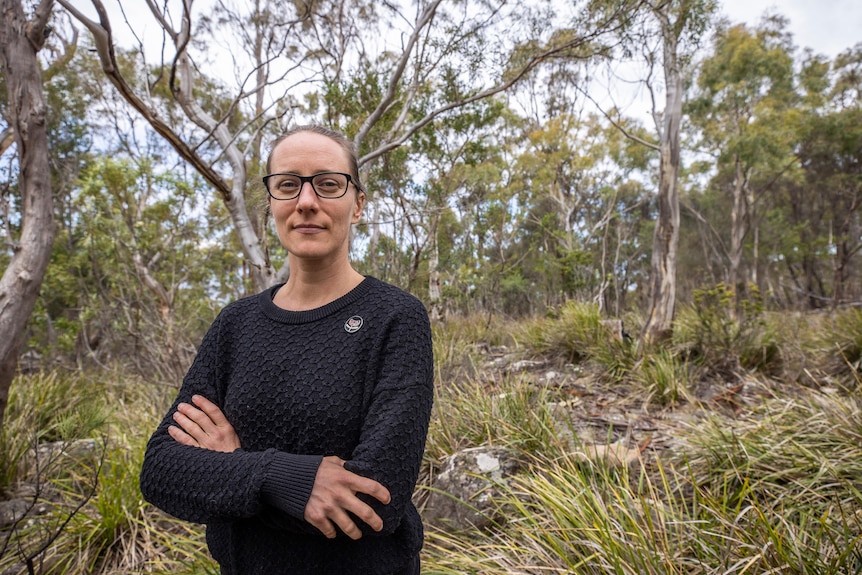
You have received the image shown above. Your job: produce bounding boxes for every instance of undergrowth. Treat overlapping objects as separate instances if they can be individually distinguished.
[2,304,861,573]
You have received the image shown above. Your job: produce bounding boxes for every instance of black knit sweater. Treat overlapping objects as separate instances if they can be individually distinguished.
[139,277,434,575]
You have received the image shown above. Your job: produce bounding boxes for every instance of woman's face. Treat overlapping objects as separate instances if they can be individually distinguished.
[267,131,365,266]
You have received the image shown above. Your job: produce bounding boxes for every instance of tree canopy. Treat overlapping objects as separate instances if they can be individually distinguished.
[0,0,860,412]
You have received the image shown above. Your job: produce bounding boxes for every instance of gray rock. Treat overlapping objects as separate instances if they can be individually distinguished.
[0,499,30,528]
[423,445,522,531]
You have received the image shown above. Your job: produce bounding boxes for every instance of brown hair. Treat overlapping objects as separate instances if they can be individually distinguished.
[265,125,365,194]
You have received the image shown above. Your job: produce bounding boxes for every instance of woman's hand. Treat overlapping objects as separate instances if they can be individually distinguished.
[169,395,241,453]
[305,456,391,540]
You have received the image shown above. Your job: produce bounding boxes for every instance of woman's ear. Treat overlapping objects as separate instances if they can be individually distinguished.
[352,191,366,223]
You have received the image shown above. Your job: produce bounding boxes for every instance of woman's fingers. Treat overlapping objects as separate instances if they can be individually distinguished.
[353,474,391,506]
[191,394,231,425]
[172,408,204,440]
[167,422,197,446]
[170,396,241,452]
[304,456,391,539]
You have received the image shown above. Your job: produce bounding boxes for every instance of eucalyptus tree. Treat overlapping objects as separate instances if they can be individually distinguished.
[639,0,716,343]
[59,0,642,295]
[784,46,862,307]
[816,46,862,305]
[0,0,57,431]
[579,0,716,344]
[688,16,796,308]
[53,156,234,381]
[416,100,508,317]
[507,111,653,313]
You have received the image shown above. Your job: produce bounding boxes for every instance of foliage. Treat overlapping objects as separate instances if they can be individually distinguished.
[632,348,694,406]
[0,370,215,574]
[519,301,637,380]
[521,300,605,362]
[673,283,780,377]
[425,372,559,466]
[810,307,862,388]
[29,155,240,381]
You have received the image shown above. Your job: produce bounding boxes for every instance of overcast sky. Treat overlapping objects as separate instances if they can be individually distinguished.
[720,0,861,57]
[90,1,860,60]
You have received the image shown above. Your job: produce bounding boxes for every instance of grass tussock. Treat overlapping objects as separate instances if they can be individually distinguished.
[425,374,560,466]
[518,301,638,381]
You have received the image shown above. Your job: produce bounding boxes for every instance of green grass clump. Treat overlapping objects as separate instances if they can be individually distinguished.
[425,374,559,466]
[814,307,862,388]
[518,301,637,380]
[0,372,108,494]
[520,300,604,361]
[632,349,694,406]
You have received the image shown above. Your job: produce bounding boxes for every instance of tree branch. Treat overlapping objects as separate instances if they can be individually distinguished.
[355,0,444,154]
[25,0,54,50]
[56,0,233,199]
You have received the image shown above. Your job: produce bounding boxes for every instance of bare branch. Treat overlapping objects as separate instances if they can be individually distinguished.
[167,0,192,97]
[355,0,444,153]
[25,0,54,49]
[143,0,180,42]
[576,85,660,150]
[57,0,233,199]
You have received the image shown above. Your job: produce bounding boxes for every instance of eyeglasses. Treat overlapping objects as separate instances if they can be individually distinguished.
[262,172,354,200]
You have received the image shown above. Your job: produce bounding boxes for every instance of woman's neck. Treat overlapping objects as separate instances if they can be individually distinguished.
[273,264,364,311]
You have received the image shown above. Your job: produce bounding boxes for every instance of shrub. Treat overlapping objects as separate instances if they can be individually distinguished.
[673,283,780,378]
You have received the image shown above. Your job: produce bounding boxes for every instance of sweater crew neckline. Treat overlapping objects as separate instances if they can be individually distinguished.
[258,276,375,324]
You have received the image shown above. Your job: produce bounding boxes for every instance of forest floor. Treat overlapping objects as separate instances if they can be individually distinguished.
[467,341,819,466]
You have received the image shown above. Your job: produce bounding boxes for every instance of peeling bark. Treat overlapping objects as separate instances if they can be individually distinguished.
[0,0,57,431]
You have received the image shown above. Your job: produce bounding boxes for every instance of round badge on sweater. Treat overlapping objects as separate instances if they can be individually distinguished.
[344,315,364,333]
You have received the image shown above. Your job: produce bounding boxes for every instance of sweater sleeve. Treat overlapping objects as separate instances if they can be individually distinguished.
[342,295,434,537]
[139,311,294,524]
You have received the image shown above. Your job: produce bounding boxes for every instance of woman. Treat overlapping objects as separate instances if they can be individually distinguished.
[139,125,434,575]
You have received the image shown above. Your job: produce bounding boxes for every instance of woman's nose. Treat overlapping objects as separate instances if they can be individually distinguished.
[295,181,318,209]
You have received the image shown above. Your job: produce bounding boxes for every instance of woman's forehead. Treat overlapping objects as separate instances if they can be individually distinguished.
[273,132,348,163]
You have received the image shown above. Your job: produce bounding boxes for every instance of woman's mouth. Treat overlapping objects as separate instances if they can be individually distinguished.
[294,224,324,234]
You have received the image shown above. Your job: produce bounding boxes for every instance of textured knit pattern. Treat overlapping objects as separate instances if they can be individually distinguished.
[139,277,434,575]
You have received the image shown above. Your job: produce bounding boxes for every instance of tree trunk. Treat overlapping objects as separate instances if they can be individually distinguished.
[641,17,682,346]
[0,0,56,432]
[427,213,442,322]
[727,157,748,292]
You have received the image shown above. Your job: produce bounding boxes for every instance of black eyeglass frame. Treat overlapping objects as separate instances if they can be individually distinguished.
[262,171,356,201]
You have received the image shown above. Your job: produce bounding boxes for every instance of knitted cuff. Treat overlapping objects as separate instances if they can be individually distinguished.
[261,452,323,520]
